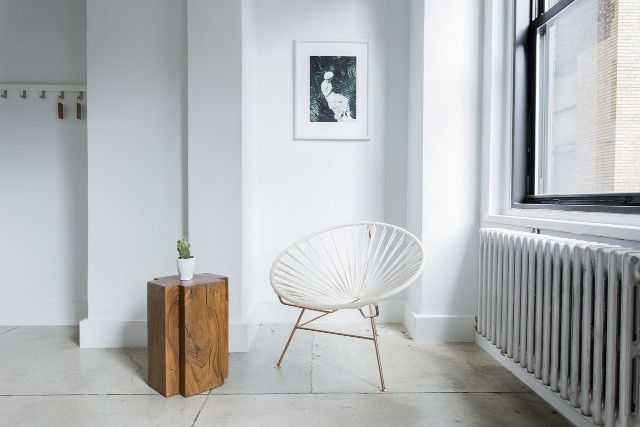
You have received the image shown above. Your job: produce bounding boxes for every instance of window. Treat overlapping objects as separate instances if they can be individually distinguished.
[513,0,640,212]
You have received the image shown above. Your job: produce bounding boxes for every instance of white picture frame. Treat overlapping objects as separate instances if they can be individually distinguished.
[294,40,370,140]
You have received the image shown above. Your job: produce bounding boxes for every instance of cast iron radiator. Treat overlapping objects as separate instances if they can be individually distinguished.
[477,228,640,426]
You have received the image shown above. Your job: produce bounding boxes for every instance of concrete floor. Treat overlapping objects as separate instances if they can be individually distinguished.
[0,323,569,426]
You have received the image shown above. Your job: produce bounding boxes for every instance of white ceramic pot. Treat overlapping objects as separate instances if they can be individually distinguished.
[177,257,195,281]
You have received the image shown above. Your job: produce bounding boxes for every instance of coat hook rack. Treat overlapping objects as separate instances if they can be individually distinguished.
[0,83,87,119]
[0,83,86,93]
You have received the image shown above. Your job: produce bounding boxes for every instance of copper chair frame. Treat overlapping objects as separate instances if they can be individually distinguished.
[274,296,386,391]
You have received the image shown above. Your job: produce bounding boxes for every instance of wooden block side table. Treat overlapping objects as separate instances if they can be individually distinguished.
[147,273,228,397]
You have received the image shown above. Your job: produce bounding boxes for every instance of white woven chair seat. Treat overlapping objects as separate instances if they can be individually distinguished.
[270,222,424,312]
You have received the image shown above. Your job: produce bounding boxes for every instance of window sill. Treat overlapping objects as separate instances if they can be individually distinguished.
[483,209,640,242]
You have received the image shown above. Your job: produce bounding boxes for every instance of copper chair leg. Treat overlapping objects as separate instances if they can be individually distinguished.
[276,305,387,392]
[370,316,386,392]
[275,308,305,368]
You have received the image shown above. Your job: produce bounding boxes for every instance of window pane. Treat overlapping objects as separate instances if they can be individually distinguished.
[535,0,640,196]
[546,0,560,10]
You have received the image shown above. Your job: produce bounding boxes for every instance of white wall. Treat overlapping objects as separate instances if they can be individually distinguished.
[404,0,483,342]
[244,0,410,323]
[0,0,86,83]
[80,0,187,346]
[0,0,87,324]
[188,0,247,350]
[1,0,486,346]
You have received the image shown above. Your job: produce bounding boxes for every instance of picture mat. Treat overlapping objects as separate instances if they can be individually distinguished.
[295,41,369,140]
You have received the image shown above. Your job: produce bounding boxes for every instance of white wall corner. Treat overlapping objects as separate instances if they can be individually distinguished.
[79,318,253,352]
[403,304,476,343]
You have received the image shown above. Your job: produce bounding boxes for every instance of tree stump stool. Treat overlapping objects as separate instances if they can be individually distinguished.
[147,273,228,397]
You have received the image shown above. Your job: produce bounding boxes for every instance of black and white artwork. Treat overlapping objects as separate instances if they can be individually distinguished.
[309,56,356,122]
[295,41,369,140]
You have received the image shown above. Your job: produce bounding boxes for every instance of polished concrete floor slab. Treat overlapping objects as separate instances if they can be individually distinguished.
[198,393,564,427]
[310,323,528,393]
[0,326,149,395]
[0,395,207,427]
[211,323,313,395]
[0,325,20,337]
[0,324,569,426]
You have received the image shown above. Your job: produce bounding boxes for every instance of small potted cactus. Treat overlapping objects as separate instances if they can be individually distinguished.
[176,237,195,281]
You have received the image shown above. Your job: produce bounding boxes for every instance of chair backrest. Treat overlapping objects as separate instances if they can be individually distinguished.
[270,222,424,311]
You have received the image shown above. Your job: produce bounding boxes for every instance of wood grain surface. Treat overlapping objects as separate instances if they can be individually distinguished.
[147,282,180,397]
[147,274,228,397]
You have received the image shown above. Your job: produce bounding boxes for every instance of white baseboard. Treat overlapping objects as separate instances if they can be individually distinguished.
[77,302,476,349]
[403,305,475,342]
[475,333,592,427]
[0,301,86,325]
[252,299,405,324]
[254,300,475,343]
[228,321,254,352]
[79,318,251,352]
[79,319,146,348]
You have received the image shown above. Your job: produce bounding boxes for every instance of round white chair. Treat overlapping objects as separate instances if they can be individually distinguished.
[270,222,424,391]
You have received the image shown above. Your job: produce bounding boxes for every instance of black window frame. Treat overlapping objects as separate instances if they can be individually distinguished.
[512,0,640,214]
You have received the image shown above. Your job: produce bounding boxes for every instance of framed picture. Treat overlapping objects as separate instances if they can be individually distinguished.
[295,41,369,140]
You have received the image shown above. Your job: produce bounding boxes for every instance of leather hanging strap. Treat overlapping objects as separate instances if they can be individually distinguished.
[57,91,64,120]
[76,92,83,120]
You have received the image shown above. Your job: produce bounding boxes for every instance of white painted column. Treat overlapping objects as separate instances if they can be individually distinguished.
[80,0,187,347]
[404,0,482,342]
[405,0,426,322]
[187,0,247,351]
